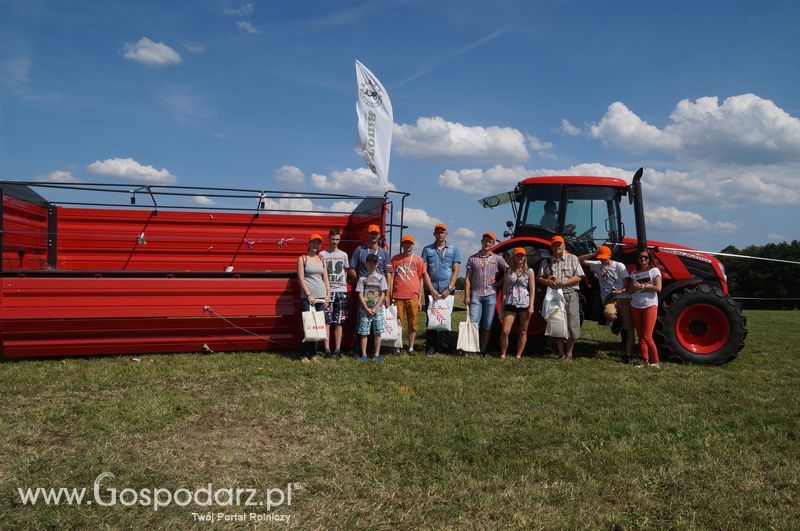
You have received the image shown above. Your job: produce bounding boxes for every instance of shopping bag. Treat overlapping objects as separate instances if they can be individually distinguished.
[540,287,566,320]
[544,306,569,338]
[426,295,454,331]
[381,305,402,347]
[301,310,327,342]
[456,321,480,352]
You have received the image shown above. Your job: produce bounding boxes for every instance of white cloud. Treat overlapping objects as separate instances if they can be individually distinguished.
[394,116,530,162]
[329,200,358,212]
[402,208,443,229]
[123,38,182,67]
[223,1,254,16]
[273,165,304,186]
[646,206,737,232]
[192,195,215,206]
[589,102,677,153]
[558,119,581,136]
[180,41,205,53]
[34,170,82,183]
[590,94,800,164]
[263,196,314,212]
[766,233,785,242]
[438,161,800,206]
[454,227,476,239]
[311,167,394,193]
[87,157,177,184]
[528,135,555,159]
[236,21,259,34]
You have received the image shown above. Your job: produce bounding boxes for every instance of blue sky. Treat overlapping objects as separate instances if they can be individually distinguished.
[2,0,799,260]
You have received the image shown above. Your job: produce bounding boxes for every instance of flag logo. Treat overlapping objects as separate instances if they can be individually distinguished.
[359,80,383,107]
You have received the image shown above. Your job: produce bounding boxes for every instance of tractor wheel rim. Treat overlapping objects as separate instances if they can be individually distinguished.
[675,304,729,354]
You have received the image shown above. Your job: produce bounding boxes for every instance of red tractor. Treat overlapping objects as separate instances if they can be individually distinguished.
[480,168,747,364]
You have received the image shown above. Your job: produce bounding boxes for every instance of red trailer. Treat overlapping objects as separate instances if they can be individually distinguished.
[0,182,407,359]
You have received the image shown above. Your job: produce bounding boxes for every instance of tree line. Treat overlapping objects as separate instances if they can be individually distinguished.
[719,240,800,310]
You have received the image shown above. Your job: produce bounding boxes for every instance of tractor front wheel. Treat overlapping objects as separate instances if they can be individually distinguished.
[655,283,747,364]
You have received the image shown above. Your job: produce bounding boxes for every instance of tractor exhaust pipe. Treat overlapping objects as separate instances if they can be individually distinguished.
[631,167,646,251]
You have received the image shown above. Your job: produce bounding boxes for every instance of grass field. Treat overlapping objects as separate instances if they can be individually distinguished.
[1,310,799,529]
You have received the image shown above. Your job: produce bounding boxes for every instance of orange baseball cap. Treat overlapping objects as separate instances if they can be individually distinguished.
[434,223,447,232]
[482,232,496,242]
[309,233,323,242]
[513,247,527,256]
[367,224,381,234]
[550,235,565,245]
[402,235,415,244]
[596,245,612,259]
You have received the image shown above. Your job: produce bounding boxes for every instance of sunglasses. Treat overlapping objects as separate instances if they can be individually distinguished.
[637,255,650,260]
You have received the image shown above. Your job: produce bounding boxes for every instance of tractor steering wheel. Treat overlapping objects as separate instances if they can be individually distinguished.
[576,226,597,240]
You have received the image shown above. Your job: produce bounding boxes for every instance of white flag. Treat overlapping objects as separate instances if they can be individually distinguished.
[355,60,392,191]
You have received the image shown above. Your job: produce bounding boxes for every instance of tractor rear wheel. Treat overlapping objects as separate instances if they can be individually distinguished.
[655,283,747,364]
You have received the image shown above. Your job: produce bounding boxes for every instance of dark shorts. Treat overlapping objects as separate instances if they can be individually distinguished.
[503,305,528,315]
[325,292,349,324]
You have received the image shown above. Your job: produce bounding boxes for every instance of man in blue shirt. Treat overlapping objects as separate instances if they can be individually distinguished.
[421,223,462,354]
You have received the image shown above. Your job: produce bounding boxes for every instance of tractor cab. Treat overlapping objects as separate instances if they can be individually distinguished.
[480,176,629,258]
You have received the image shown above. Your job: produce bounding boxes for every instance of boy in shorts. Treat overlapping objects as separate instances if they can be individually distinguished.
[390,235,426,354]
[356,253,388,362]
[320,228,349,359]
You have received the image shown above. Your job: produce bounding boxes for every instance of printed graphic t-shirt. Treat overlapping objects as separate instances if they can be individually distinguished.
[320,249,349,293]
[356,272,387,309]
[631,268,661,309]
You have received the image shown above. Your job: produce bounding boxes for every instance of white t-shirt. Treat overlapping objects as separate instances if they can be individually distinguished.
[585,260,630,300]
[631,268,661,309]
[320,249,349,293]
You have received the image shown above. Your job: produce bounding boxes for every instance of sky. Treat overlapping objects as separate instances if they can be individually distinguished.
[2,0,799,261]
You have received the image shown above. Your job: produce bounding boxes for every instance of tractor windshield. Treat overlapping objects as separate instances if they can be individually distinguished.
[562,185,624,253]
[516,183,624,254]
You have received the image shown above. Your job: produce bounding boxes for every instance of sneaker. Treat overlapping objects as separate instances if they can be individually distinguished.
[359,355,368,362]
[426,348,435,357]
[333,350,342,360]
[634,359,647,368]
[408,349,414,356]
[649,362,661,369]
[324,351,333,359]
[300,356,311,364]
[374,354,385,362]
[393,348,401,355]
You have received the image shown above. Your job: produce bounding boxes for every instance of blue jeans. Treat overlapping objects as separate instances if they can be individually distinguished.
[300,298,325,357]
[469,293,497,330]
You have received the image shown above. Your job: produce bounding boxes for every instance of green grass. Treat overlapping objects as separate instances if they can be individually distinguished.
[1,311,799,529]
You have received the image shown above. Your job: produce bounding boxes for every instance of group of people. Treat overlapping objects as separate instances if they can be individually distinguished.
[297,223,458,362]
[297,224,662,366]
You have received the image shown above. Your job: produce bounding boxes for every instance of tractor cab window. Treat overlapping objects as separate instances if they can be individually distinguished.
[562,186,623,255]
[517,184,561,232]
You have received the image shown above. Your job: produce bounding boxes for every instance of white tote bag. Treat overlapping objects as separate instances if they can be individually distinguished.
[545,306,569,338]
[457,321,480,352]
[302,310,327,342]
[381,305,403,348]
[426,295,454,331]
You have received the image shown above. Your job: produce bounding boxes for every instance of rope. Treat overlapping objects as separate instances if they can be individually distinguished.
[202,305,298,350]
[610,243,800,266]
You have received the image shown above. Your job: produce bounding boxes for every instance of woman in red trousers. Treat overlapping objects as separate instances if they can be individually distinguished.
[629,249,662,367]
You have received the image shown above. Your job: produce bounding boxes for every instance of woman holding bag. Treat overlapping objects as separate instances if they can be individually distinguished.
[499,248,536,359]
[629,249,662,368]
[297,234,330,363]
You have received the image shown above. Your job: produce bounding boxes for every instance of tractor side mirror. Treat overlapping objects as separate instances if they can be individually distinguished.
[506,220,513,228]
[503,230,512,238]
